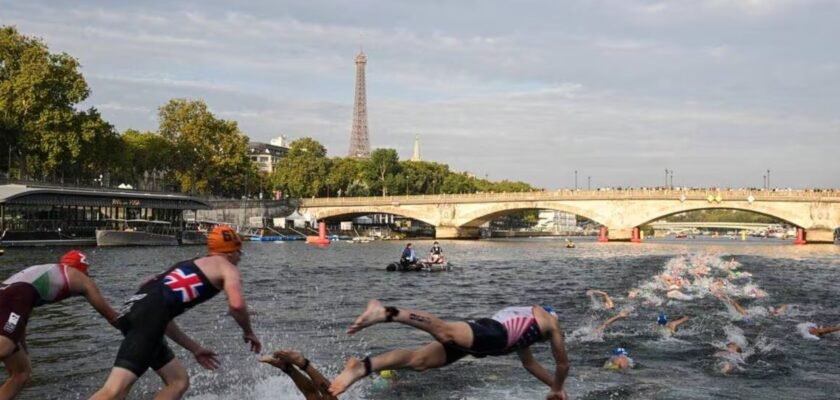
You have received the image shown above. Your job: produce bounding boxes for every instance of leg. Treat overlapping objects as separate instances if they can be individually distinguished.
[89,367,138,400]
[329,342,448,396]
[348,300,473,347]
[153,358,189,400]
[0,345,31,400]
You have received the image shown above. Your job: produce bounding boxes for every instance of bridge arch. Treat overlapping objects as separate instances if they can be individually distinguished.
[304,206,438,227]
[625,203,810,229]
[454,201,610,228]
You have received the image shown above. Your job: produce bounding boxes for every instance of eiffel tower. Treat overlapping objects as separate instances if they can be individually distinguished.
[348,49,371,158]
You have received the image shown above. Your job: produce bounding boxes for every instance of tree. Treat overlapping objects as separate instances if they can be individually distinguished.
[441,172,476,194]
[270,137,329,198]
[157,98,254,196]
[115,129,174,189]
[0,25,94,180]
[367,148,401,196]
[327,157,367,197]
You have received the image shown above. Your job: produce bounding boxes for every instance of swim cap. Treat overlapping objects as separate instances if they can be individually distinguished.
[658,312,668,326]
[612,347,629,357]
[207,225,242,254]
[60,250,89,275]
[543,305,555,314]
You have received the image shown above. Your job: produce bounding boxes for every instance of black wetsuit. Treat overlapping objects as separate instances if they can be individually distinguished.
[113,259,221,376]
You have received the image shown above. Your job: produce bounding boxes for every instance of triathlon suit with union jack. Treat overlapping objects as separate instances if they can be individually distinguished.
[113,259,221,376]
[440,306,548,365]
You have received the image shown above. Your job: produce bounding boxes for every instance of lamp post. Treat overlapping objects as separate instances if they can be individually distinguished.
[766,169,770,189]
[574,170,578,190]
[587,176,591,191]
[664,169,669,189]
[669,170,674,189]
[763,175,767,190]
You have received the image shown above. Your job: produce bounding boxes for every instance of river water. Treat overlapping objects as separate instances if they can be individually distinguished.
[1,238,839,399]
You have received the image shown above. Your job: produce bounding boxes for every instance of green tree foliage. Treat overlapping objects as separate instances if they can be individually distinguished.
[327,157,367,196]
[114,129,173,187]
[270,137,329,198]
[157,98,255,196]
[0,25,119,181]
[367,148,401,196]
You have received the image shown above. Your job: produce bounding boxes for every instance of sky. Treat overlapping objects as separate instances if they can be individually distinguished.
[2,0,839,189]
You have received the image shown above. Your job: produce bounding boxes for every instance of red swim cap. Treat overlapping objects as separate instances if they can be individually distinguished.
[60,250,89,275]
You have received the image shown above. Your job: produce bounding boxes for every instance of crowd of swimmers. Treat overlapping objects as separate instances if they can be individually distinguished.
[0,233,837,399]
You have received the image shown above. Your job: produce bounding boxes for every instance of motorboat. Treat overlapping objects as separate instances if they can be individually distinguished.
[386,259,450,272]
[96,219,179,247]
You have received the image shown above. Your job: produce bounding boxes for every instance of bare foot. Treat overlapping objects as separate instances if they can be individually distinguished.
[347,299,387,335]
[329,357,366,396]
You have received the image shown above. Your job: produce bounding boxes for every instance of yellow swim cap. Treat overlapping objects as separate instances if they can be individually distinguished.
[379,370,394,379]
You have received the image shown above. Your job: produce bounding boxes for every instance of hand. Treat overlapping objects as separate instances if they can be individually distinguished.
[243,332,262,353]
[258,354,290,371]
[193,347,220,370]
[273,350,307,368]
[546,388,568,400]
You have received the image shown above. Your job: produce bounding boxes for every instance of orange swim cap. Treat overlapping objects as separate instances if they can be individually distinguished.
[60,250,89,275]
[207,225,242,254]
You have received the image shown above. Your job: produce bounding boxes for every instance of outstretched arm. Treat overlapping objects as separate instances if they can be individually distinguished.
[719,294,747,316]
[586,289,614,309]
[165,321,220,370]
[547,322,570,399]
[69,269,118,328]
[517,348,555,387]
[594,309,630,333]
[810,325,840,337]
[223,264,261,353]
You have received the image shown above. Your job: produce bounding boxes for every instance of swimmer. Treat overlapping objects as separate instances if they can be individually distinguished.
[0,250,119,398]
[666,289,693,301]
[91,226,261,400]
[603,347,633,370]
[329,300,569,399]
[716,293,748,316]
[593,309,631,335]
[586,289,614,309]
[714,342,743,375]
[808,324,840,337]
[656,313,689,335]
[768,304,788,316]
[259,350,336,400]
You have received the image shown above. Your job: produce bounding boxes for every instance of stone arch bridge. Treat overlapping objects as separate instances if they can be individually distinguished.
[299,190,840,243]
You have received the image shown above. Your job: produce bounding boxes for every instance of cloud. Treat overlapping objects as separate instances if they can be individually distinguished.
[1,0,838,189]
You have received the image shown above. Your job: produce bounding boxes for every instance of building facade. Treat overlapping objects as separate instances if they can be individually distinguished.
[248,136,290,174]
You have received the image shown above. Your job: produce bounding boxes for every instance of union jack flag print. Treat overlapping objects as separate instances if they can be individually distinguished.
[164,268,204,302]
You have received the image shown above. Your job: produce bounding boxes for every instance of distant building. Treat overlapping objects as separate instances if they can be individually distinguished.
[537,210,578,232]
[248,136,289,174]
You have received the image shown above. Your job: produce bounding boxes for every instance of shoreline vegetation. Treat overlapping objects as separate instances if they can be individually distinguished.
[0,26,534,200]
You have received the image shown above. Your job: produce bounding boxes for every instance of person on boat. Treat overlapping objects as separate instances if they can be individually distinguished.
[90,225,261,400]
[429,241,444,264]
[400,243,418,267]
[328,300,569,400]
[603,347,633,370]
[259,349,337,400]
[0,250,119,398]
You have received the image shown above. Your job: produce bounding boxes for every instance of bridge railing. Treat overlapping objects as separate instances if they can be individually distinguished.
[300,189,840,207]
